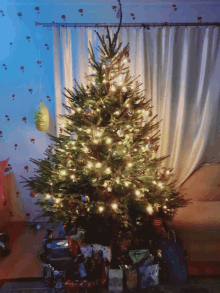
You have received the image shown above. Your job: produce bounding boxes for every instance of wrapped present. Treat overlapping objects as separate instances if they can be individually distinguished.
[129,249,151,265]
[50,239,70,258]
[108,269,123,292]
[126,266,138,290]
[80,243,112,262]
[65,280,96,293]
[138,263,159,289]
[68,235,79,257]
[53,270,66,290]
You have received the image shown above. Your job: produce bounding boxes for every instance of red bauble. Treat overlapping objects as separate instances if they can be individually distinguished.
[138,169,145,175]
[105,82,111,93]
[30,190,37,198]
[86,108,93,117]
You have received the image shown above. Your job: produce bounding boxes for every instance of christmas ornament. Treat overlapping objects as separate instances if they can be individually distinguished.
[30,190,37,198]
[86,108,93,117]
[88,151,93,157]
[81,195,90,203]
[34,101,50,132]
[117,129,124,137]
[147,109,153,117]
[105,60,109,66]
[106,82,111,92]
[68,108,75,114]
[113,152,117,157]
[147,144,153,149]
[154,145,159,153]
[138,169,145,175]
[127,110,133,117]
[70,132,78,140]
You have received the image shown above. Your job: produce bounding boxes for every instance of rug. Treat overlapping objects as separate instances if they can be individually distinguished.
[0,281,53,293]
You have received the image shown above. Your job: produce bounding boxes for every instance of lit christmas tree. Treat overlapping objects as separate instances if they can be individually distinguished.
[21,1,190,247]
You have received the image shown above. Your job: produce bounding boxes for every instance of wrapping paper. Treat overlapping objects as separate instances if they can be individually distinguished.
[108,269,123,292]
[139,263,159,289]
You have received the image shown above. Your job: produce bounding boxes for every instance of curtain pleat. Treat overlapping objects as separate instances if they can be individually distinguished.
[53,26,220,190]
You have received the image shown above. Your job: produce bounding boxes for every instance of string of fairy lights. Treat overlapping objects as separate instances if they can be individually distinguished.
[43,47,174,219]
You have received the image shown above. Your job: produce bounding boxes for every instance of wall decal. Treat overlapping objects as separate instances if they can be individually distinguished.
[131,13,135,20]
[24,165,29,172]
[26,36,31,42]
[30,138,35,144]
[3,64,7,70]
[14,144,18,150]
[78,9,83,16]
[5,115,9,121]
[37,60,42,68]
[0,131,2,137]
[20,66,24,73]
[22,117,27,123]
[18,12,22,19]
[45,43,49,50]
[172,5,177,11]
[61,14,66,21]
[35,7,40,14]
[28,88,33,94]
[12,94,15,100]
[198,16,202,22]
[0,10,5,17]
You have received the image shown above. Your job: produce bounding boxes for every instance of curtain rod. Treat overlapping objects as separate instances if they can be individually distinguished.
[35,22,220,28]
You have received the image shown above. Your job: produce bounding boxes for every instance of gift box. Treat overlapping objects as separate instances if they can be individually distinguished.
[65,280,96,293]
[138,263,159,289]
[50,239,70,258]
[80,243,112,262]
[108,269,123,292]
[129,249,151,265]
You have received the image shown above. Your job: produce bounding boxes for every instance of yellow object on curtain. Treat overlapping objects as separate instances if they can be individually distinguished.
[34,100,50,132]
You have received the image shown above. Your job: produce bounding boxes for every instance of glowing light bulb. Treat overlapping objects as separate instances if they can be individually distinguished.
[136,190,140,196]
[165,198,168,201]
[104,182,107,187]
[87,129,91,133]
[60,170,66,176]
[111,86,116,91]
[122,86,127,92]
[147,205,153,214]
[126,125,129,128]
[99,206,104,212]
[167,170,170,174]
[84,147,88,152]
[106,168,111,173]
[125,182,129,186]
[118,81,123,86]
[119,142,122,145]
[134,149,137,152]
[94,140,98,144]
[112,203,118,210]
[61,123,65,128]
[163,205,167,209]
[123,59,127,63]
[128,163,132,167]
[115,111,120,115]
[153,181,157,185]
[116,178,119,184]
[70,175,75,179]
[123,150,126,153]
[103,79,106,83]
[102,65,106,69]
[88,163,92,168]
[131,84,135,89]
[55,198,60,203]
[142,147,145,150]
[111,73,114,77]
[106,138,111,144]
[96,163,101,168]
[46,194,51,199]
[71,141,75,145]
[158,183,163,188]
[50,183,53,185]
[77,108,81,112]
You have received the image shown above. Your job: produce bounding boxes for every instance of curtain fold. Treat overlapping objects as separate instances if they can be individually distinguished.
[53,26,220,190]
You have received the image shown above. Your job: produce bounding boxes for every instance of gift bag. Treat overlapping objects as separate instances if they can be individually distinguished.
[108,269,123,292]
[159,230,188,285]
[50,239,70,258]
[138,263,159,289]
[126,267,138,290]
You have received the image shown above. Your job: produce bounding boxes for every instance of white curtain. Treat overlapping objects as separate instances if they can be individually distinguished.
[53,26,220,190]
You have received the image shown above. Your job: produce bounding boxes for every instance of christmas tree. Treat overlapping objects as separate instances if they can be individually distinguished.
[21,0,190,246]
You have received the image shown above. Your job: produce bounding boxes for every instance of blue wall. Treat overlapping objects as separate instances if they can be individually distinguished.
[1,0,220,221]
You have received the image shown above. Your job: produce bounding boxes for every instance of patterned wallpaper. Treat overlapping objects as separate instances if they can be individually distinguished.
[0,0,220,221]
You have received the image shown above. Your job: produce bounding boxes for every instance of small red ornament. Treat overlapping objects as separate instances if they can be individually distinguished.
[85,108,93,117]
[138,169,145,175]
[30,190,37,198]
[106,82,111,92]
